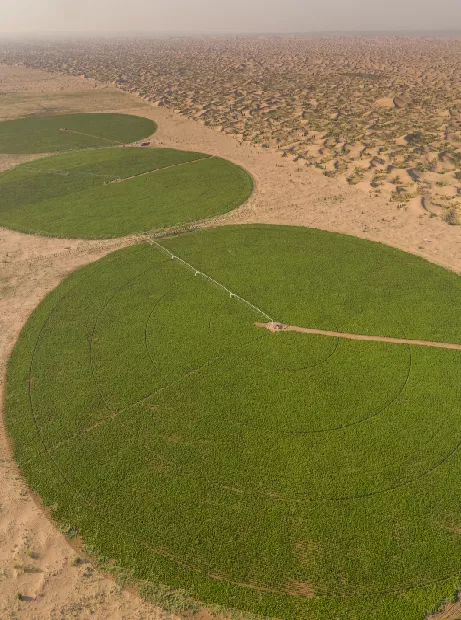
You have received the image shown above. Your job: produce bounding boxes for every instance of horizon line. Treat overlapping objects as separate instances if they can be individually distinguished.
[2,28,461,38]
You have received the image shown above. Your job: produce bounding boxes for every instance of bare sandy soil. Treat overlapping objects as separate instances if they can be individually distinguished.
[0,63,460,619]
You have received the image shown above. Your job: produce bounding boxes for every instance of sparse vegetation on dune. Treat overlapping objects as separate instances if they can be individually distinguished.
[0,147,253,237]
[0,113,156,153]
[7,225,461,620]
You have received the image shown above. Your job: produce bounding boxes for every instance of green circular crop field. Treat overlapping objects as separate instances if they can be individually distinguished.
[0,113,156,153]
[7,225,461,619]
[0,147,253,238]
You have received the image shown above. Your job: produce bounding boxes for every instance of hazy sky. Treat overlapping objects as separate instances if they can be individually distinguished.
[2,0,461,34]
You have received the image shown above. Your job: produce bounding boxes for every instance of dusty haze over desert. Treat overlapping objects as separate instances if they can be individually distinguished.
[2,0,461,33]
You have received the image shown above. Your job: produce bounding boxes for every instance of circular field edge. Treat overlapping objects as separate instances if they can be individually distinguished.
[0,148,254,239]
[8,225,460,618]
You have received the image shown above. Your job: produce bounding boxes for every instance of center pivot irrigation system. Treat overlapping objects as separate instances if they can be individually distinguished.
[148,239,274,323]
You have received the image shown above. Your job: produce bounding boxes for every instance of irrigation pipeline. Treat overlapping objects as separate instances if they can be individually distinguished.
[58,128,122,144]
[6,155,212,181]
[147,239,274,323]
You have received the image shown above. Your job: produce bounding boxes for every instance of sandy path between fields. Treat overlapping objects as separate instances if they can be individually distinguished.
[1,63,460,619]
[255,322,461,350]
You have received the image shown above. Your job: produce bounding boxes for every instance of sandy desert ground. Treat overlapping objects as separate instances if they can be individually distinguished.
[0,60,461,619]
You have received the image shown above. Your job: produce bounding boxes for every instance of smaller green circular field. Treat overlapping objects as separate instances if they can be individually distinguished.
[0,113,156,153]
[0,148,253,238]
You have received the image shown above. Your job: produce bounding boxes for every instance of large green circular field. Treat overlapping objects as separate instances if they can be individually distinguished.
[0,113,156,153]
[7,226,461,619]
[0,148,252,238]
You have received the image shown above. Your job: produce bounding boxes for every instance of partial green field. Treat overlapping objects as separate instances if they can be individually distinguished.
[0,113,156,153]
[0,148,253,237]
[7,225,461,619]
